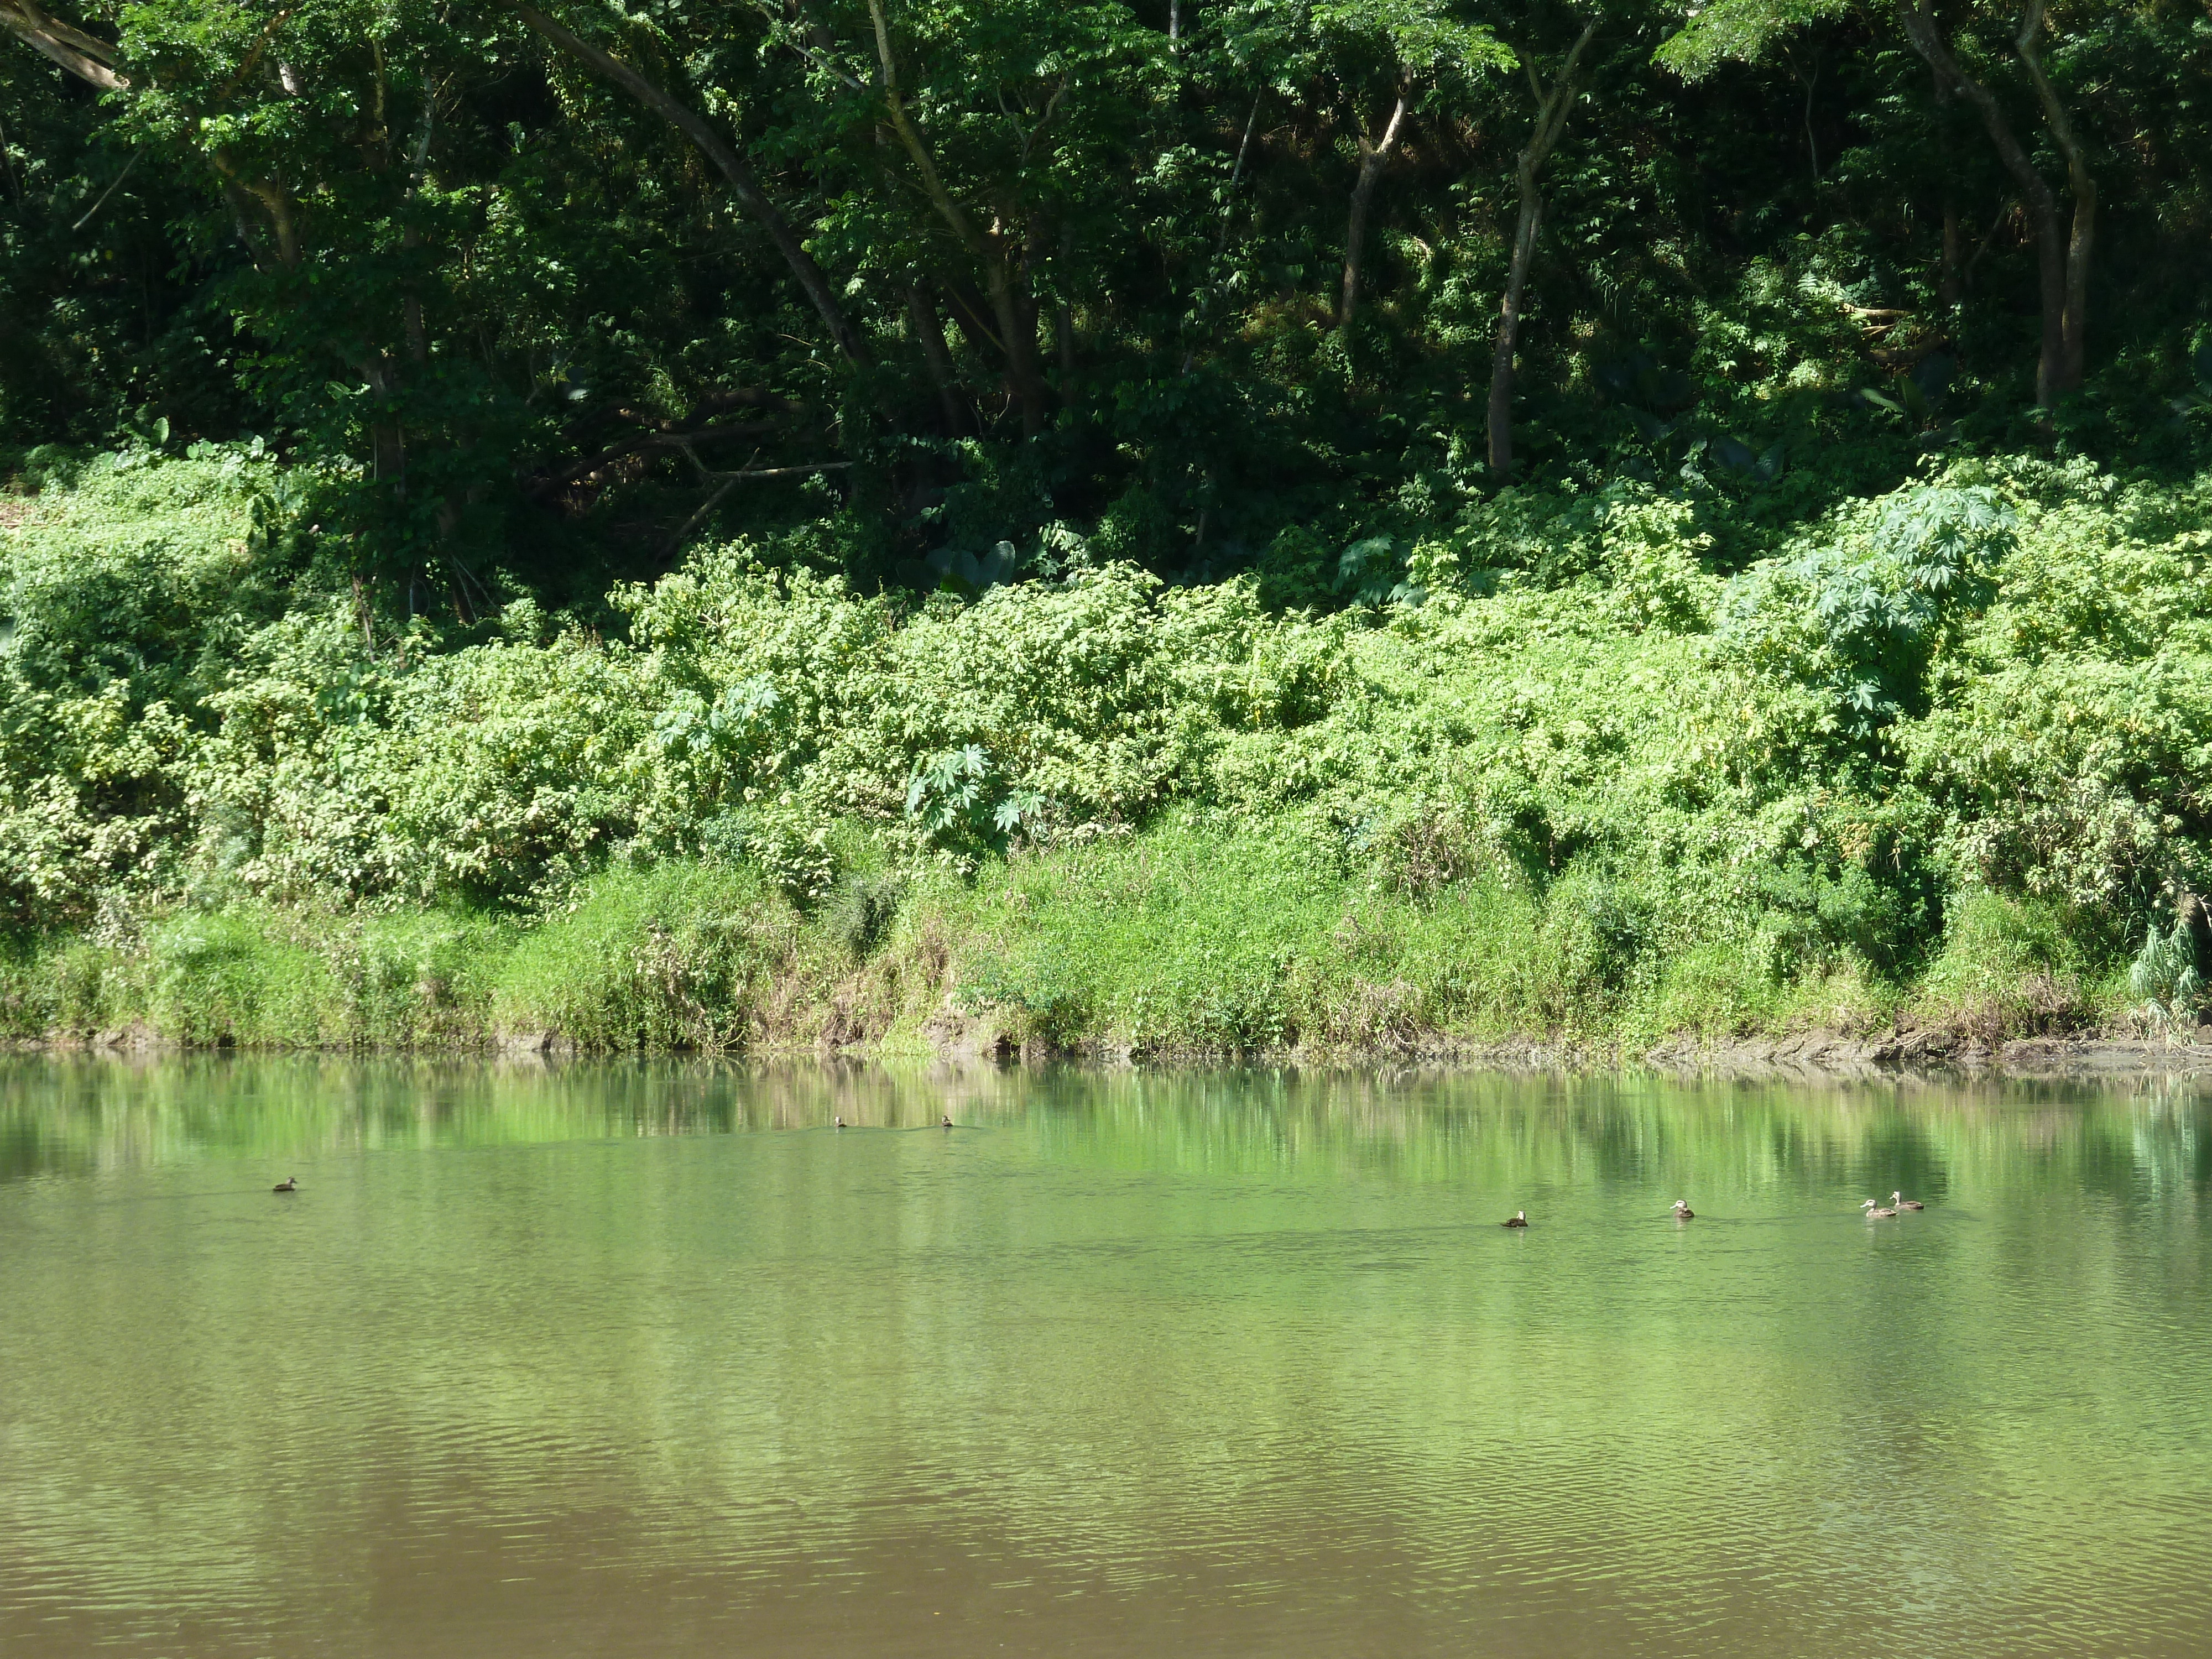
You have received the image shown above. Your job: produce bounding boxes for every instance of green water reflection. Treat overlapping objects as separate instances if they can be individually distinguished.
[2,1058,2208,1657]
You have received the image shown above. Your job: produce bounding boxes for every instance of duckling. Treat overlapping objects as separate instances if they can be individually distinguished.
[1862,1198,1898,1219]
[273,1177,298,1193]
[1890,1190,1925,1211]
[1671,1199,1694,1220]
[940,1114,953,1129]
[1501,1209,1528,1228]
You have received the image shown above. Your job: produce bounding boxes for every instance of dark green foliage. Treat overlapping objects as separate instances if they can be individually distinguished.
[2,0,2204,618]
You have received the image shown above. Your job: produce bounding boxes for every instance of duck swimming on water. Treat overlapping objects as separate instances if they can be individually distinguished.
[834,1116,847,1130]
[1671,1199,1695,1219]
[941,1114,953,1129]
[1501,1210,1528,1228]
[1891,1191,1925,1210]
[1862,1198,1898,1219]
[273,1177,298,1193]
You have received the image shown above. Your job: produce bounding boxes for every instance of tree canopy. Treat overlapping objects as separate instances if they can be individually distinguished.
[3,0,2208,611]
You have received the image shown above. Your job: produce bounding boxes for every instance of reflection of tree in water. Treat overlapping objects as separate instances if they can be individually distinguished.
[6,1057,2209,1205]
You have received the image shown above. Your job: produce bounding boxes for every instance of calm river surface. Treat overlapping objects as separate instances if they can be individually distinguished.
[2,1059,2208,1657]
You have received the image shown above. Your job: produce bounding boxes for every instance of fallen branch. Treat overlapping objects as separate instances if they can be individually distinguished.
[660,461,855,566]
[543,421,778,491]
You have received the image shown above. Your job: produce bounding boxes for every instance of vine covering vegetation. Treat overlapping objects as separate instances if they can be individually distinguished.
[2,0,2209,1051]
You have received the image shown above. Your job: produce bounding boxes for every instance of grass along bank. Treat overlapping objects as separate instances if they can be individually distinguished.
[0,830,2128,1058]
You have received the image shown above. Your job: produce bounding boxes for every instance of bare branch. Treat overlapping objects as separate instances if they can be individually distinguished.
[1,0,126,90]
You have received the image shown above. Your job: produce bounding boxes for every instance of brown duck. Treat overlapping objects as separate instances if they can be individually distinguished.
[1501,1210,1528,1228]
[273,1177,298,1193]
[1671,1199,1695,1219]
[1862,1198,1898,1219]
[1890,1191,1925,1211]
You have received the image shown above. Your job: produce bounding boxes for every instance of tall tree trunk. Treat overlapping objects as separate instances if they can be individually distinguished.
[1939,200,1963,309]
[1339,93,1408,329]
[980,260,1046,437]
[1051,222,1078,388]
[1486,19,1598,478]
[1485,189,1543,478]
[1899,0,2087,405]
[1933,72,1964,309]
[513,3,870,367]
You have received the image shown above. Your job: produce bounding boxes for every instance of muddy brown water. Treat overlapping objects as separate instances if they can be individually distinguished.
[2,1058,2208,1657]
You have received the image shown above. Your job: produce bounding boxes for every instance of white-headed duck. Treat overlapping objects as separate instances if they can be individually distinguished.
[941,1114,953,1129]
[1891,1191,1925,1210]
[1671,1199,1695,1219]
[273,1177,298,1193]
[1501,1209,1528,1228]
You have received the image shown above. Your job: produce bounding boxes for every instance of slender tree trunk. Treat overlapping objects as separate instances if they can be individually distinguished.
[1339,93,1407,329]
[1051,222,1078,387]
[1781,45,1820,186]
[1933,72,1963,310]
[513,3,870,367]
[906,283,967,434]
[1803,58,1820,185]
[982,260,1046,438]
[1485,19,1599,477]
[939,276,1004,359]
[1900,0,2086,404]
[1940,200,1963,309]
[1485,188,1543,478]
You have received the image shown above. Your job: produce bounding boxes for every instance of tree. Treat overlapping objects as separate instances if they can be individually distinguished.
[1484,8,1600,476]
[1658,0,2100,406]
[512,4,870,368]
[1896,0,2092,405]
[1310,0,1507,328]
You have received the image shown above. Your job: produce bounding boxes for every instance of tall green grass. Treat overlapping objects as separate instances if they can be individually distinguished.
[491,863,805,1052]
[0,833,2128,1058]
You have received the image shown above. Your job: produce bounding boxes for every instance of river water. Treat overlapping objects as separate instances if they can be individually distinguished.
[1,1058,2206,1657]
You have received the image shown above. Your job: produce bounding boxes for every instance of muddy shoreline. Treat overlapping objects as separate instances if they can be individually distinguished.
[14,1020,2212,1083]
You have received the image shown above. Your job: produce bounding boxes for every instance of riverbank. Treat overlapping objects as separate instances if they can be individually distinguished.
[7,452,2209,1067]
[0,831,2152,1071]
